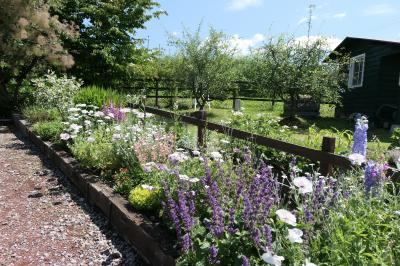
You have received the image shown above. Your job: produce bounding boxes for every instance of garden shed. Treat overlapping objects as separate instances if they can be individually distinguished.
[328,37,400,126]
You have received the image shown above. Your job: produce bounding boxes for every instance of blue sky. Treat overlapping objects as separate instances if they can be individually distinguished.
[137,0,400,54]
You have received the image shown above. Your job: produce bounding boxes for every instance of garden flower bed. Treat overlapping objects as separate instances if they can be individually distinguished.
[20,81,400,265]
[12,115,176,266]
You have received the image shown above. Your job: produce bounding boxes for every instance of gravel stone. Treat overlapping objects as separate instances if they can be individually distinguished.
[0,126,143,265]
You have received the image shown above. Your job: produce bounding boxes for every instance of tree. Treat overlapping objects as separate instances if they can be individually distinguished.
[0,0,78,114]
[50,0,165,87]
[246,35,348,116]
[170,26,238,110]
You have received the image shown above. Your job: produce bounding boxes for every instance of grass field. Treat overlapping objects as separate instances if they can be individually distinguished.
[146,97,391,158]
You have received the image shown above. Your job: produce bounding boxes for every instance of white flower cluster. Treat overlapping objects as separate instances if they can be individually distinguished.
[60,104,110,141]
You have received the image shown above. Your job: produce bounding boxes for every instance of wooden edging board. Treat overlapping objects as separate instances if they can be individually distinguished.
[12,114,176,266]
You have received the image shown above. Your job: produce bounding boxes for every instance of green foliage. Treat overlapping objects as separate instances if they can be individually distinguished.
[51,0,166,87]
[0,0,78,111]
[390,128,400,148]
[112,168,137,197]
[32,71,82,115]
[74,86,126,108]
[70,128,120,172]
[170,25,238,110]
[310,185,400,265]
[244,35,349,114]
[33,121,64,142]
[23,106,61,123]
[128,185,161,211]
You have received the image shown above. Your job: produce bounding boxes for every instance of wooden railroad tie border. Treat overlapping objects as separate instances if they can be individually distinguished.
[12,114,176,266]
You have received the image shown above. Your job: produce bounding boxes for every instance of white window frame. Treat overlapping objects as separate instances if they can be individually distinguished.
[348,53,366,88]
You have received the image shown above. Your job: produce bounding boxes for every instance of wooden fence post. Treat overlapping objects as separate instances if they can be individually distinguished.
[320,136,336,176]
[155,79,159,108]
[192,110,207,149]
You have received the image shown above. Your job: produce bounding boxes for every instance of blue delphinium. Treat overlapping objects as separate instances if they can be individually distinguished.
[364,161,386,197]
[352,116,368,156]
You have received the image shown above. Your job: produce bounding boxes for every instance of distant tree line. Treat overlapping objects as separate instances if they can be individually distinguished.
[0,0,348,116]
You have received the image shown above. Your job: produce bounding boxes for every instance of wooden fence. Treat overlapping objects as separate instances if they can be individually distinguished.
[141,106,353,175]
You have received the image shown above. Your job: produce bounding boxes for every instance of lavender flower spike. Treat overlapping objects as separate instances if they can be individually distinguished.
[241,255,251,266]
[352,116,368,156]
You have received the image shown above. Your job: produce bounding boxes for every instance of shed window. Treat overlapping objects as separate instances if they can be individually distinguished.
[348,54,365,88]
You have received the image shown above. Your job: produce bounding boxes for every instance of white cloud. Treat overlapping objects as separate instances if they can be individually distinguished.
[297,15,317,25]
[295,35,343,51]
[229,33,265,54]
[363,4,397,16]
[228,0,263,11]
[333,12,346,19]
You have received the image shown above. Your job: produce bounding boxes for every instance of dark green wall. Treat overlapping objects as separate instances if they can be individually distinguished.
[341,41,400,120]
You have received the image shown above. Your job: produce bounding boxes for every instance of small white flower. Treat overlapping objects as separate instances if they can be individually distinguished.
[221,139,230,144]
[81,110,88,114]
[287,228,303,243]
[76,103,86,108]
[192,150,201,156]
[262,250,285,266]
[108,113,115,118]
[210,151,223,161]
[302,258,317,266]
[348,153,366,166]
[232,111,243,116]
[141,184,155,191]
[60,133,71,141]
[168,152,189,164]
[68,107,80,112]
[276,209,297,226]
[69,124,82,133]
[189,178,200,183]
[114,125,121,131]
[121,108,131,113]
[84,120,91,126]
[87,136,95,143]
[112,134,121,141]
[394,211,400,216]
[178,174,190,181]
[94,111,105,117]
[293,177,313,194]
[292,126,298,129]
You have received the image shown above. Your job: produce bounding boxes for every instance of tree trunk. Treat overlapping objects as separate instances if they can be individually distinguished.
[0,80,12,117]
[12,58,38,108]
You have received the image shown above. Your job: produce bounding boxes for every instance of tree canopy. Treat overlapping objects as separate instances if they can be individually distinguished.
[170,26,238,110]
[51,0,165,87]
[0,0,78,114]
[244,35,348,114]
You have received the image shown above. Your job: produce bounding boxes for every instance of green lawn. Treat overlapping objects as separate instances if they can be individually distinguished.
[146,97,391,157]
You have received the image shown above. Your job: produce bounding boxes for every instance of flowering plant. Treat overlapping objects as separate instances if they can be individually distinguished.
[32,71,82,116]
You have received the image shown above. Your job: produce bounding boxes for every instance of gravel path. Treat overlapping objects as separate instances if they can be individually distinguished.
[0,126,142,266]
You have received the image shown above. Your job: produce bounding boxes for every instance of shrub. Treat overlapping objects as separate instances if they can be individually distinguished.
[70,128,120,172]
[390,127,400,148]
[113,168,138,197]
[128,185,160,211]
[74,86,126,108]
[32,121,64,142]
[310,187,400,265]
[23,106,61,123]
[32,71,82,114]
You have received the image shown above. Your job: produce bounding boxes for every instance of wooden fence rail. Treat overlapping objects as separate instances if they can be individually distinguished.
[141,106,353,175]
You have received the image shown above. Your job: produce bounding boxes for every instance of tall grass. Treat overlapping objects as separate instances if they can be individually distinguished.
[74,85,126,107]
